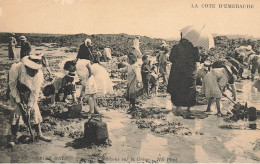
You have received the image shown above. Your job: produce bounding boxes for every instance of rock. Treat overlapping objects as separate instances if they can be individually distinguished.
[67,103,82,118]
[41,122,54,132]
[69,131,84,139]
[54,130,65,137]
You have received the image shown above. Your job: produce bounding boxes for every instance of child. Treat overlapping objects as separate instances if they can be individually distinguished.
[43,60,77,104]
[156,48,169,84]
[196,61,211,86]
[141,55,151,96]
[119,53,143,113]
[62,72,77,102]
[150,65,159,97]
[118,62,128,80]
[59,60,77,102]
[248,54,260,81]
[202,65,238,117]
[77,59,99,114]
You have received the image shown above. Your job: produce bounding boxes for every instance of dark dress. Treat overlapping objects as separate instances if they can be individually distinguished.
[141,63,151,94]
[20,41,31,59]
[76,44,94,61]
[167,39,200,107]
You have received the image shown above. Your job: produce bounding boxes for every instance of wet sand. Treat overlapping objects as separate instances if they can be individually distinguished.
[0,43,259,163]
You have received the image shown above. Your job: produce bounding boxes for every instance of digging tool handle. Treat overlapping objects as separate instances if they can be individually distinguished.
[17,103,34,141]
[17,102,34,141]
[217,81,236,105]
[221,91,236,105]
[26,110,34,142]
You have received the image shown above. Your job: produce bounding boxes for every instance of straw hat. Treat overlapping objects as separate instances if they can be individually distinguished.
[22,54,43,70]
[67,72,75,77]
[204,60,211,67]
[19,36,26,41]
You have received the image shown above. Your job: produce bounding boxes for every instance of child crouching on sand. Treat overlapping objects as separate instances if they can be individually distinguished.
[119,53,143,113]
[43,60,78,104]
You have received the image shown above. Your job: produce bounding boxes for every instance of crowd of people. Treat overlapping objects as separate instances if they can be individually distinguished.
[6,32,260,146]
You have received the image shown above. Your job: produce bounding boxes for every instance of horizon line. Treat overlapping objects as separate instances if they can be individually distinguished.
[0,31,259,41]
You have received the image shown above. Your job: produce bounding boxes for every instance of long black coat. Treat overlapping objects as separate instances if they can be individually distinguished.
[20,41,31,59]
[76,44,93,60]
[167,39,200,107]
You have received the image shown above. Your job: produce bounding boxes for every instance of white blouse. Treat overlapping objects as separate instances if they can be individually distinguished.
[9,62,44,108]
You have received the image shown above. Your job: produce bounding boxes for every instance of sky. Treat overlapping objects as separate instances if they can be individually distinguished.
[0,0,259,39]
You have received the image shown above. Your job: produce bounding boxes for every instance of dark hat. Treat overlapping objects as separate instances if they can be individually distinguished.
[64,60,76,70]
[142,55,148,61]
[128,53,137,63]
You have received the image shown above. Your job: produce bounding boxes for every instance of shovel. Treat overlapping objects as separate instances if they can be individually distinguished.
[17,86,34,142]
[222,92,236,105]
[219,85,236,105]
[17,103,34,142]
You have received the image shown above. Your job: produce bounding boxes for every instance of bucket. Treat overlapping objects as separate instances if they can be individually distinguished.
[248,107,257,121]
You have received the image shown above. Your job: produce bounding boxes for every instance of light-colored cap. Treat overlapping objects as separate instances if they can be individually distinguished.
[19,35,26,40]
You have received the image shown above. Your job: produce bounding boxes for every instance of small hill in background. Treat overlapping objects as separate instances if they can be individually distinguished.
[0,32,259,59]
[0,32,177,56]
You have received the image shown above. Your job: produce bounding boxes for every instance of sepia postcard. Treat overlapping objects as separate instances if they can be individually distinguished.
[0,0,260,163]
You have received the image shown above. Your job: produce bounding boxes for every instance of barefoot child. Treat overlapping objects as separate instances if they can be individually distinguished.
[150,65,159,97]
[77,59,99,114]
[202,65,238,117]
[157,42,170,84]
[141,55,151,96]
[119,53,143,113]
